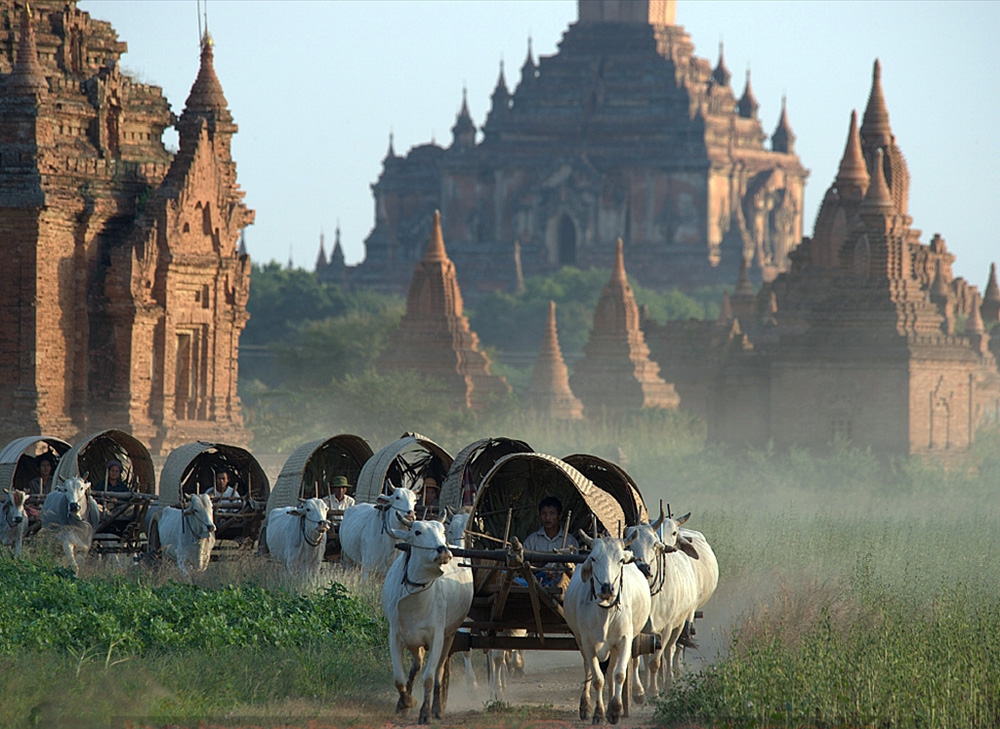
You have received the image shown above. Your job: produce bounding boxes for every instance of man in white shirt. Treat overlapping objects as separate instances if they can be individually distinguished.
[205,469,242,511]
[326,475,355,520]
[523,496,579,586]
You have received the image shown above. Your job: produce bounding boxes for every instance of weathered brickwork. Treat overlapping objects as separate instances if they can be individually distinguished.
[321,0,807,299]
[0,3,253,453]
[645,61,1000,460]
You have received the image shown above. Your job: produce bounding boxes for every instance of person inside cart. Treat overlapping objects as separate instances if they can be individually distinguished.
[326,475,355,520]
[27,452,57,496]
[205,468,242,511]
[521,496,579,587]
[103,459,132,493]
[421,476,441,507]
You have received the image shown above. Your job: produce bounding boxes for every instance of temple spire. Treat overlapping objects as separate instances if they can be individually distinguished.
[771,95,795,154]
[10,5,48,95]
[451,86,476,148]
[712,42,731,86]
[835,110,869,196]
[612,238,627,284]
[315,231,328,271]
[423,210,448,263]
[737,69,759,119]
[860,59,892,147]
[528,301,584,420]
[982,262,1000,325]
[861,148,894,212]
[520,36,536,87]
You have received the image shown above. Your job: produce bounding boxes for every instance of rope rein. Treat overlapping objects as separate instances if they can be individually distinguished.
[588,559,626,611]
[299,512,327,548]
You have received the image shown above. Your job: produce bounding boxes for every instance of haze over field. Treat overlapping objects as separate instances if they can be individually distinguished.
[81,0,999,285]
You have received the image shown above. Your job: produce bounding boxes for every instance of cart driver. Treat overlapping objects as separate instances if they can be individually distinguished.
[326,475,354,520]
[522,495,579,586]
[205,469,242,511]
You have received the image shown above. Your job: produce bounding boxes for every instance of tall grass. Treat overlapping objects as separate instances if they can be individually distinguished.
[653,508,1000,729]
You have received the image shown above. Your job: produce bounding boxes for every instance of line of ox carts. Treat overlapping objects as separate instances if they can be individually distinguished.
[0,430,718,725]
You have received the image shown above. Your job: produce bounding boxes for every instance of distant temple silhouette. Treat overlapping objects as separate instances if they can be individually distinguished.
[319,0,807,299]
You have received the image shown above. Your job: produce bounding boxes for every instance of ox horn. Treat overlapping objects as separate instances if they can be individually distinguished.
[577,530,593,547]
[651,500,665,530]
[436,508,447,523]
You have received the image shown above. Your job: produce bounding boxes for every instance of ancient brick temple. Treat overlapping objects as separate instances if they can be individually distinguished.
[571,240,679,415]
[646,61,1000,459]
[528,301,583,420]
[325,0,807,298]
[378,211,510,409]
[0,3,254,453]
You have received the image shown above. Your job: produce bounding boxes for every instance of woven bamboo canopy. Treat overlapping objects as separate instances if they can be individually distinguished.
[159,442,269,505]
[466,452,626,551]
[562,453,647,526]
[440,437,532,511]
[266,434,373,514]
[0,436,71,492]
[355,432,453,504]
[53,430,155,494]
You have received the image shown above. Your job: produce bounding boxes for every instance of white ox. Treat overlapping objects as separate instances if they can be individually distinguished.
[381,516,474,724]
[679,526,719,647]
[564,534,651,725]
[41,477,100,574]
[625,509,700,696]
[1,489,29,555]
[339,487,417,578]
[266,497,332,576]
[156,493,217,578]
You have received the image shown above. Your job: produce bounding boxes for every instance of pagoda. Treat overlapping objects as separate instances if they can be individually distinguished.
[528,302,584,420]
[571,240,679,414]
[378,212,510,409]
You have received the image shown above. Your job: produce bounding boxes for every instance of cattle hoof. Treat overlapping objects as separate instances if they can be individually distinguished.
[591,708,604,725]
[633,690,645,706]
[608,698,622,723]
[579,697,590,720]
[395,694,413,713]
[418,707,430,724]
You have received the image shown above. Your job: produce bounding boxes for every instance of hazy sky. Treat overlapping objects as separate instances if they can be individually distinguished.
[80,1,999,287]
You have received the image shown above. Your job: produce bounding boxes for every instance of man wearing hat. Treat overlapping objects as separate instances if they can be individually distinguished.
[326,475,354,521]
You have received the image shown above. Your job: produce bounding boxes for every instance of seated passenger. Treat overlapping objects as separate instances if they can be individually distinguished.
[421,476,441,508]
[28,453,57,496]
[326,475,355,520]
[103,459,132,493]
[522,496,580,587]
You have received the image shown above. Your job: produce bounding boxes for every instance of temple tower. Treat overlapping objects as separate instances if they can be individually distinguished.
[378,212,510,409]
[0,3,253,452]
[528,302,584,420]
[570,240,679,415]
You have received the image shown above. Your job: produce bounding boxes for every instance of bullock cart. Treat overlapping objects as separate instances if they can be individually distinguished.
[445,451,658,657]
[51,429,157,554]
[355,432,453,518]
[262,434,374,559]
[0,435,72,537]
[149,442,270,557]
[440,437,532,510]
